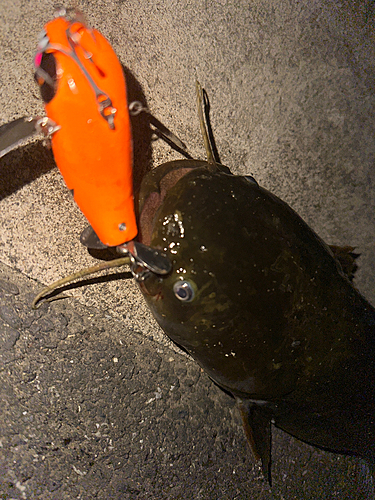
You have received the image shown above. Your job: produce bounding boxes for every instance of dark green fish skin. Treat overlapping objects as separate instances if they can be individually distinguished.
[136,159,375,469]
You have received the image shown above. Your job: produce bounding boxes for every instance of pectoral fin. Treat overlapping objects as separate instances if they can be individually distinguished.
[329,245,360,282]
[236,398,272,486]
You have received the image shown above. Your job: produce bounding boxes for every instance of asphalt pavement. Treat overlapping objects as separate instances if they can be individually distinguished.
[0,260,371,499]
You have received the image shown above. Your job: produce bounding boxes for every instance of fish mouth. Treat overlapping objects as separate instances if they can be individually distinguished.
[137,159,208,246]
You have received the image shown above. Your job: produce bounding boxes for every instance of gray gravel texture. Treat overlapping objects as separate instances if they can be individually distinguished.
[0,262,371,499]
[0,0,375,498]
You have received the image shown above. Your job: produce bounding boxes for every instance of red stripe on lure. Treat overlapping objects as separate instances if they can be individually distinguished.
[34,11,137,247]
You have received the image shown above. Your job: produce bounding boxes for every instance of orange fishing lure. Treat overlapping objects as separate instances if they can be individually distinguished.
[34,10,137,247]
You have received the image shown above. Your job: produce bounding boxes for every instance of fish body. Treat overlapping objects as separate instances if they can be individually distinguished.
[136,159,375,473]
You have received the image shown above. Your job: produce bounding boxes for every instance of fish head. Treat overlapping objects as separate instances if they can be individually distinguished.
[136,160,307,400]
[137,160,223,332]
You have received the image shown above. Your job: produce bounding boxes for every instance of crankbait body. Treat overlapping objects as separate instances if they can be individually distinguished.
[34,11,137,246]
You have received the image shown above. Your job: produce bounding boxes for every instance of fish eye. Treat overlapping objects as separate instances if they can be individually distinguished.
[173,280,195,302]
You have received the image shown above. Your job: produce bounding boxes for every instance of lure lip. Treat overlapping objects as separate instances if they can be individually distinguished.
[0,117,42,158]
[0,116,60,159]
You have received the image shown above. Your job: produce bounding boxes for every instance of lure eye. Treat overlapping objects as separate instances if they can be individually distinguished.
[173,280,195,302]
[34,52,57,103]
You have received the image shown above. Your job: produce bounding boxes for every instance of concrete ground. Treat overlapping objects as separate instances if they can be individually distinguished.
[0,0,374,498]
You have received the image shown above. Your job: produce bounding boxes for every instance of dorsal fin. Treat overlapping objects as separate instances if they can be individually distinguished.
[329,245,360,282]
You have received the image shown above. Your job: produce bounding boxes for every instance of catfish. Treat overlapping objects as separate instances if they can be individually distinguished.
[34,83,375,483]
